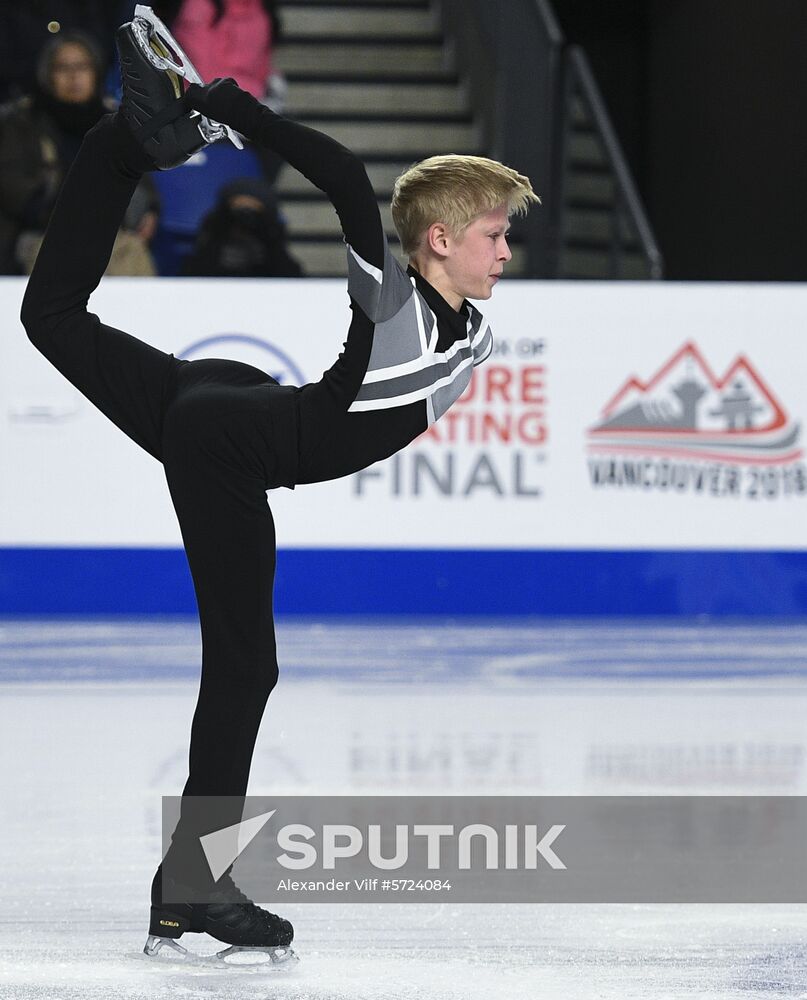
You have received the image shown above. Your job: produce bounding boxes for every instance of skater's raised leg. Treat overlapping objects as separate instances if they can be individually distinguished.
[20,114,177,461]
[19,7,217,459]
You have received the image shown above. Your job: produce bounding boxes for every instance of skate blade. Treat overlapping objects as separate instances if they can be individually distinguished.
[143,935,298,970]
[130,5,243,150]
[216,944,299,967]
[147,33,182,100]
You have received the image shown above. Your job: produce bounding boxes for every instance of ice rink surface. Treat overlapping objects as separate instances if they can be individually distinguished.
[2,617,807,1000]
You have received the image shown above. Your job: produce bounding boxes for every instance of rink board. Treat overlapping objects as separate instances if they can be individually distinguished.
[2,276,807,614]
[2,547,807,615]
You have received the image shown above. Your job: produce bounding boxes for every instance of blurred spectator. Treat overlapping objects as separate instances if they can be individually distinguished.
[183,178,302,277]
[17,174,161,277]
[0,30,157,275]
[163,0,287,182]
[0,2,117,103]
[154,0,283,101]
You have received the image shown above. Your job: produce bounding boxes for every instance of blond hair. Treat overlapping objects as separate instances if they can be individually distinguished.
[391,154,540,256]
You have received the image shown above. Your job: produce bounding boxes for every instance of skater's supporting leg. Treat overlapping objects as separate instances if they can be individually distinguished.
[152,392,286,931]
[161,395,281,804]
[20,114,179,461]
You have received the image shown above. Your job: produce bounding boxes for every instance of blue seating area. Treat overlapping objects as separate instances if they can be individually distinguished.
[150,141,264,275]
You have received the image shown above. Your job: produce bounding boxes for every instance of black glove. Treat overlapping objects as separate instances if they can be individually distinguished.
[185,78,266,139]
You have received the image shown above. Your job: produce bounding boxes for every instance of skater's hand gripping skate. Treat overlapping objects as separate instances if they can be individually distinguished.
[129,5,243,151]
[185,79,266,143]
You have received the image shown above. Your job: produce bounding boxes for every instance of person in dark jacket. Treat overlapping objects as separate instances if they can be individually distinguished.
[0,30,110,272]
[0,2,116,103]
[183,177,303,277]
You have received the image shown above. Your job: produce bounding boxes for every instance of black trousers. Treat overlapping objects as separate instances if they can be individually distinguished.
[20,114,405,839]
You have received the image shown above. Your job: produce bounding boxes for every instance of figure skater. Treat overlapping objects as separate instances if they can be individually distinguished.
[20,7,539,962]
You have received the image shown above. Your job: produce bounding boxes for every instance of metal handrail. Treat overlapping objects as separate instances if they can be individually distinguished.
[566,46,664,279]
[533,0,564,48]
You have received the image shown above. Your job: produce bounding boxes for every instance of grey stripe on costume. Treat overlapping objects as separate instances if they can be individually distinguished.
[353,346,474,402]
[473,327,493,365]
[430,364,474,422]
[466,308,483,339]
[366,299,428,370]
[415,294,436,345]
[347,239,414,324]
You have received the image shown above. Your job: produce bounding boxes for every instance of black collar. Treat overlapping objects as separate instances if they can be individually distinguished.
[406,264,470,339]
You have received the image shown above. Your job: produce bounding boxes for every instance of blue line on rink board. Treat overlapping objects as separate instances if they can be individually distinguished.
[2,548,807,616]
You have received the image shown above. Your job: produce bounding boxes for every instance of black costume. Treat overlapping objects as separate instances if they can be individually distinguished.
[20,98,492,838]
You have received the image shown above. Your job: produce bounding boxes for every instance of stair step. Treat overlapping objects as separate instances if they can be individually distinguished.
[290,240,527,278]
[283,199,395,235]
[281,0,429,6]
[568,133,607,168]
[291,118,480,156]
[282,5,439,40]
[283,198,534,243]
[570,96,589,127]
[285,80,469,117]
[290,240,368,276]
[559,248,652,280]
[276,42,451,77]
[278,161,411,197]
[565,172,615,204]
[565,208,638,245]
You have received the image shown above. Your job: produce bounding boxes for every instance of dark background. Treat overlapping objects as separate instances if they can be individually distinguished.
[553,0,807,280]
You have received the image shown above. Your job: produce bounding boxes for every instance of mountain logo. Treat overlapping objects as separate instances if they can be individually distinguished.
[587,342,801,465]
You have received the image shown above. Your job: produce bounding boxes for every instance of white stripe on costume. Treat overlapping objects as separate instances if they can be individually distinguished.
[349,245,383,284]
[349,355,476,412]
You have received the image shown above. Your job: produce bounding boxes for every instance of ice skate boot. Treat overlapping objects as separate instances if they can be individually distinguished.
[145,867,296,965]
[116,4,242,169]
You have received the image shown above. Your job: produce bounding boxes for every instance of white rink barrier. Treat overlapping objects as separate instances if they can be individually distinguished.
[2,277,807,615]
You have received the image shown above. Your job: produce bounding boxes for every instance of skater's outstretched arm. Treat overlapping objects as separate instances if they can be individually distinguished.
[185,80,384,272]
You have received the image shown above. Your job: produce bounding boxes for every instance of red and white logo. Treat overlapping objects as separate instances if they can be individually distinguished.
[588,342,801,465]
